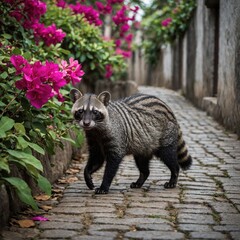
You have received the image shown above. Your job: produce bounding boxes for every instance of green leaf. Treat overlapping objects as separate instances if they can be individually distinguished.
[61,136,76,144]
[14,123,26,135]
[36,174,52,195]
[48,130,57,140]
[32,122,47,134]
[86,53,93,59]
[23,52,31,60]
[27,142,45,155]
[0,116,15,138]
[0,71,8,79]
[7,150,43,172]
[75,131,85,147]
[8,67,16,74]
[0,157,10,173]
[3,177,38,210]
[90,62,95,70]
[0,101,6,107]
[16,136,29,149]
[12,48,22,55]
[80,54,86,63]
[2,33,12,39]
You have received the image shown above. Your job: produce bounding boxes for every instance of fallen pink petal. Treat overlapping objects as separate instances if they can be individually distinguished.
[32,216,49,221]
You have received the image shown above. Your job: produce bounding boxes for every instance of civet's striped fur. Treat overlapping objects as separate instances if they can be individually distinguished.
[70,89,192,194]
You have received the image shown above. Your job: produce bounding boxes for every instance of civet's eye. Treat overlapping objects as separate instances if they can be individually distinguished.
[92,109,98,114]
[74,109,83,120]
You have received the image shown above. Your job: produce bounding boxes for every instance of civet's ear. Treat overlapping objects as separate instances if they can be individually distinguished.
[70,89,83,103]
[97,91,111,106]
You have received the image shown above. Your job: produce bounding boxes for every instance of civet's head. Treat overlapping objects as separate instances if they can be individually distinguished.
[70,89,111,131]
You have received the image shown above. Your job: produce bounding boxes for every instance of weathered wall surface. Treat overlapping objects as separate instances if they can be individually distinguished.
[216,0,240,135]
[130,0,240,136]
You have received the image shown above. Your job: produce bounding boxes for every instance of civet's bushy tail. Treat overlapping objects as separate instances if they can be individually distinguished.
[177,128,192,170]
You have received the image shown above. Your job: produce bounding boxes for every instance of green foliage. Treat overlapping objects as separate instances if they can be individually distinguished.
[142,0,196,64]
[3,177,38,210]
[0,1,85,209]
[43,2,126,82]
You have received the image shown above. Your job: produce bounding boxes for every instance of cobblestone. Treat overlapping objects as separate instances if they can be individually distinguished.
[1,86,240,239]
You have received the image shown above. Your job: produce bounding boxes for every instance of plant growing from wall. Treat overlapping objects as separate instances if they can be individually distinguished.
[141,0,196,64]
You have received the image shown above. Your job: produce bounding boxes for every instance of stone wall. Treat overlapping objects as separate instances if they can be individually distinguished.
[216,0,240,135]
[0,137,82,228]
[130,0,240,136]
[79,78,138,100]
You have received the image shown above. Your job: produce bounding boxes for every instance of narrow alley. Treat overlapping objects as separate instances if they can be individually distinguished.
[2,86,240,240]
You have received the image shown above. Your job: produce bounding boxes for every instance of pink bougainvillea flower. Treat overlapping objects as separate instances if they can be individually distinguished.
[56,0,66,8]
[105,64,113,79]
[125,33,133,48]
[59,57,84,85]
[44,61,66,91]
[5,0,65,48]
[116,48,132,58]
[15,79,28,90]
[26,84,54,109]
[70,3,102,26]
[56,91,65,102]
[107,0,124,4]
[21,0,47,29]
[115,39,121,48]
[10,55,28,74]
[32,216,49,221]
[125,33,133,43]
[120,24,130,37]
[10,10,23,21]
[112,6,128,25]
[96,1,112,14]
[130,6,139,13]
[161,18,172,27]
[11,55,85,108]
[32,23,66,46]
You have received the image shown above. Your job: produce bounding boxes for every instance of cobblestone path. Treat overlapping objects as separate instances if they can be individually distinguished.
[1,86,240,240]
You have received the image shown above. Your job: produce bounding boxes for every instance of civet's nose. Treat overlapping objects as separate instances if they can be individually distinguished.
[83,121,91,127]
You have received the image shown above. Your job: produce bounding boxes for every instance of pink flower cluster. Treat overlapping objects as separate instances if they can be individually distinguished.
[32,23,66,47]
[69,3,102,26]
[112,6,129,25]
[5,0,66,46]
[10,55,84,109]
[108,0,124,4]
[162,18,172,27]
[105,64,113,79]
[54,0,140,76]
[96,1,112,14]
[116,48,132,58]
[112,5,139,59]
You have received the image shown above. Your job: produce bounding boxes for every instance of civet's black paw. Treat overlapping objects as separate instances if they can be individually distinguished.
[95,187,108,194]
[164,181,176,189]
[130,182,142,188]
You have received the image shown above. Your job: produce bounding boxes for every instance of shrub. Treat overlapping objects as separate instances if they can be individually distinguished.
[0,0,84,210]
[43,1,126,83]
[142,0,196,64]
